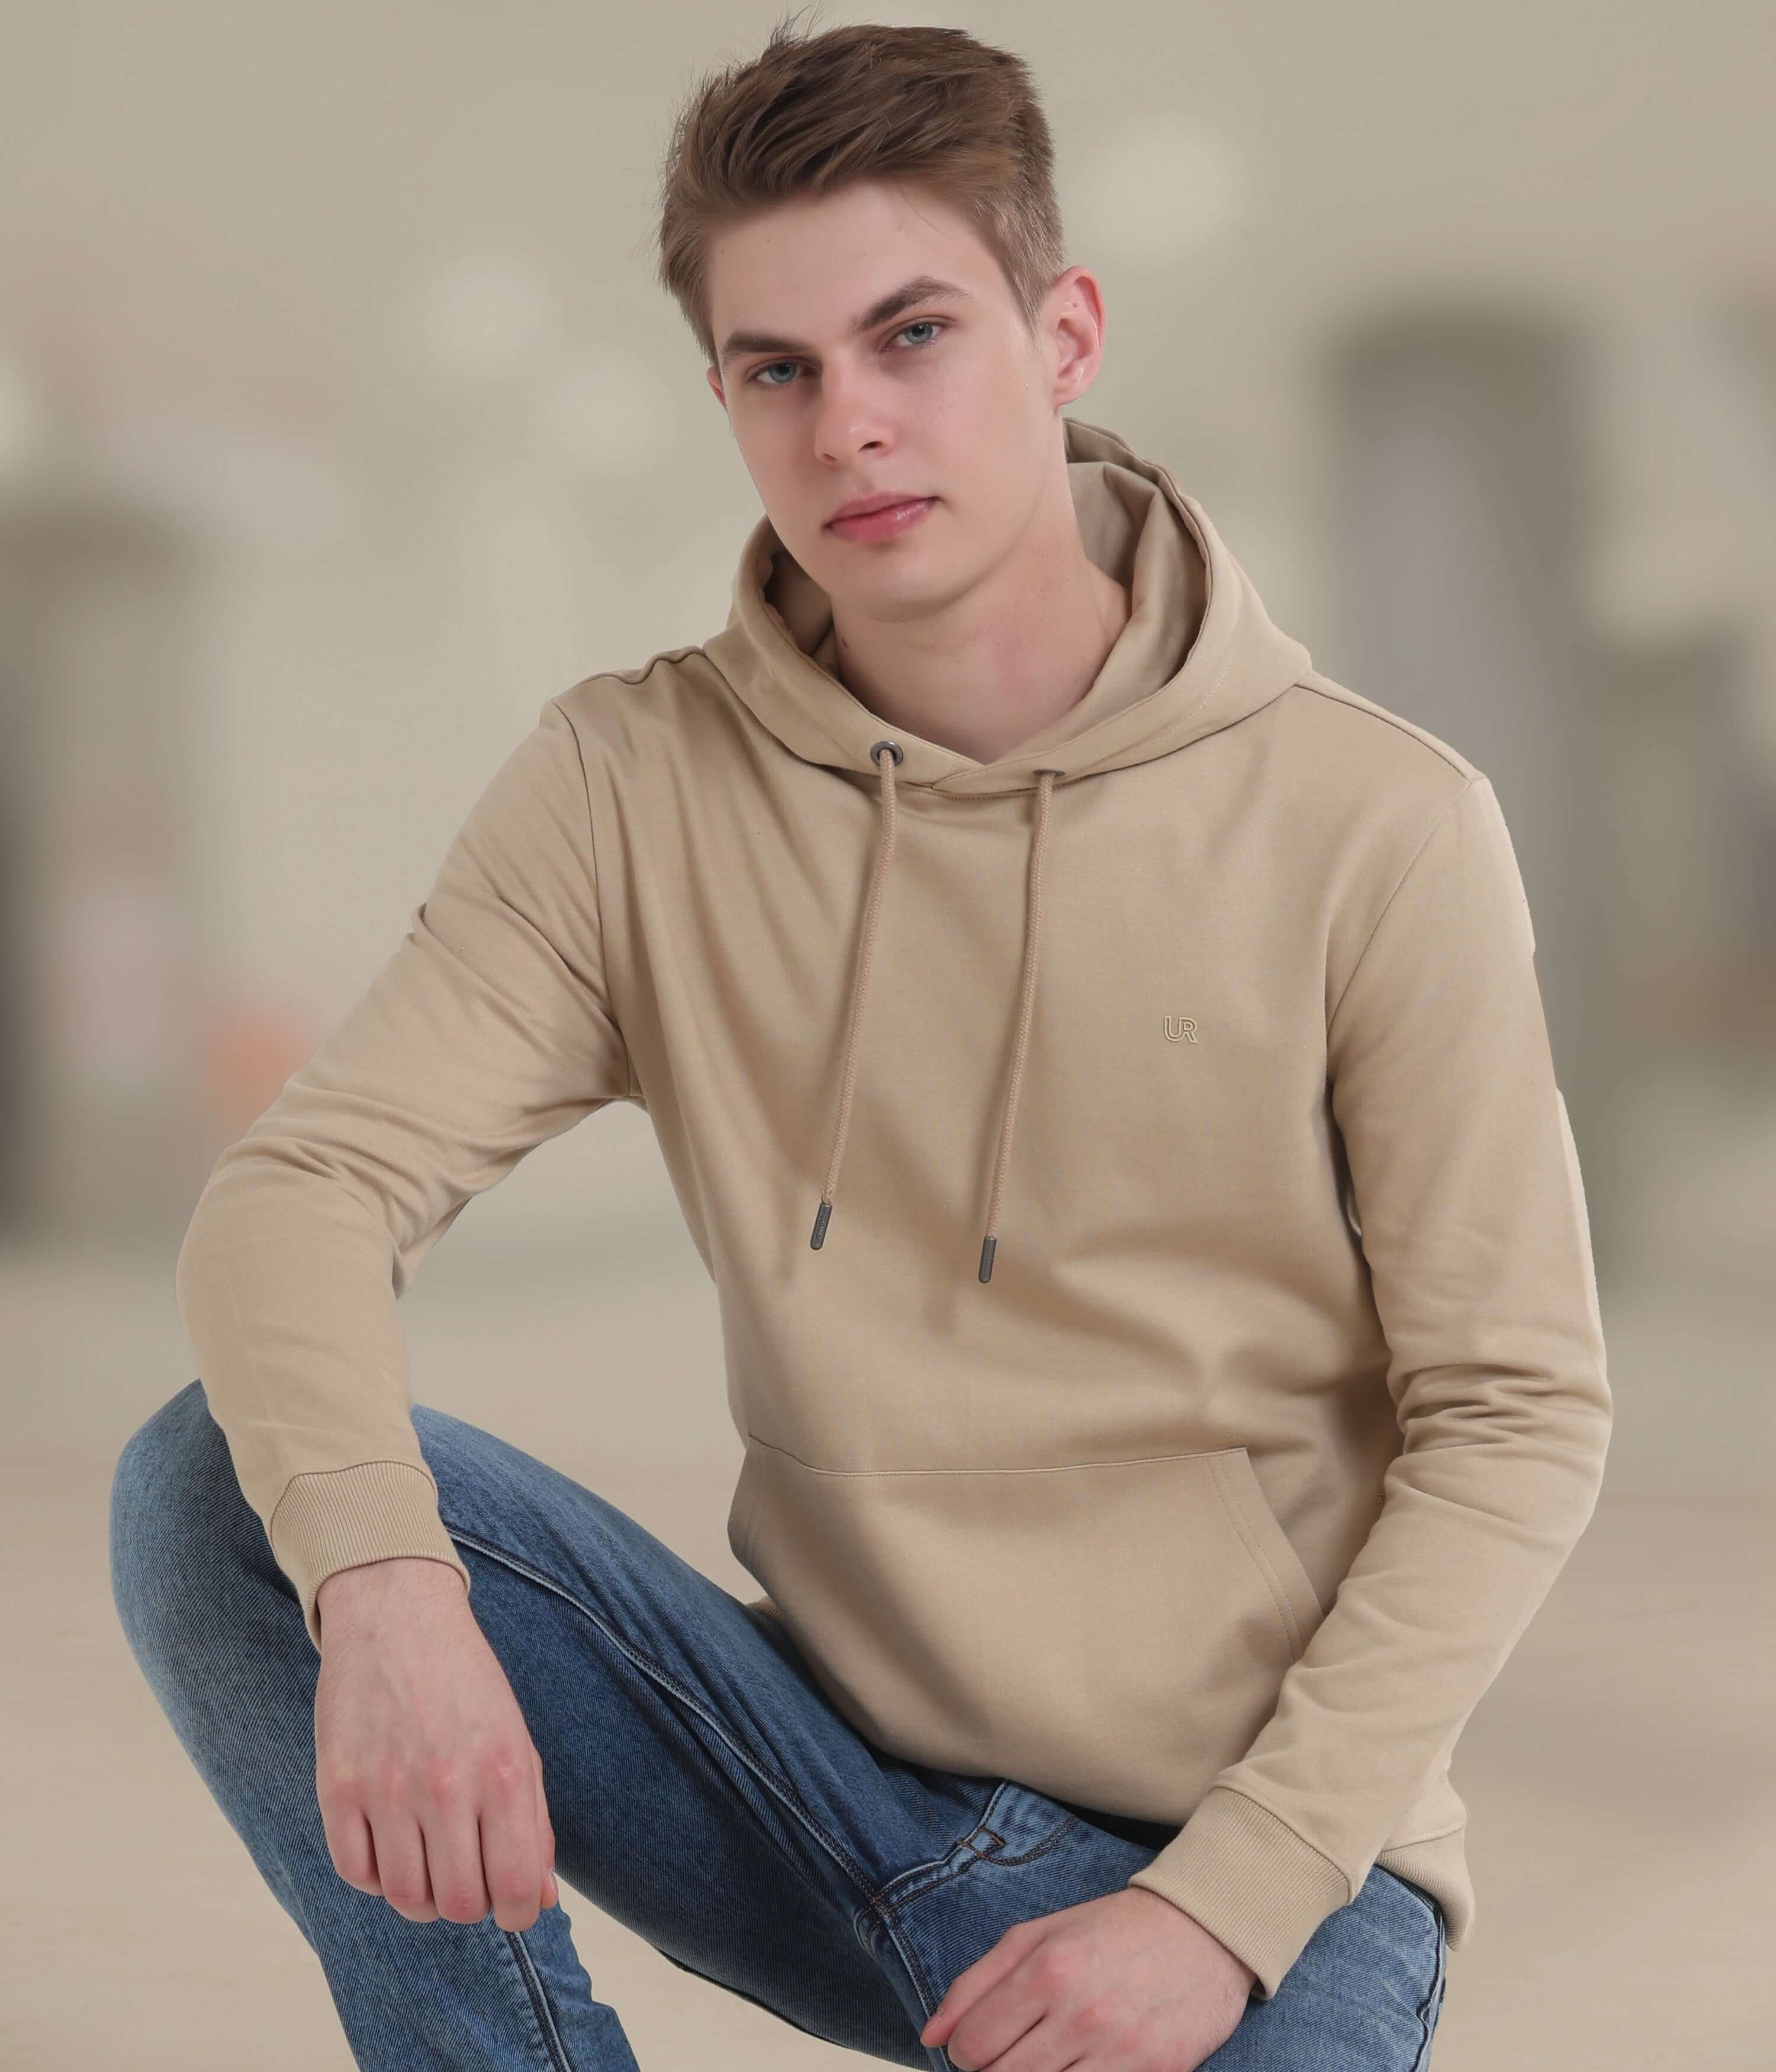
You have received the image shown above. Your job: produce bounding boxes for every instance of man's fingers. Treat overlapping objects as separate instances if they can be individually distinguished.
[924,1919,1042,2035]
[320,1798,381,1894]
[374,1811,439,1922]
[471,1757,542,1931]
[423,1797,494,1925]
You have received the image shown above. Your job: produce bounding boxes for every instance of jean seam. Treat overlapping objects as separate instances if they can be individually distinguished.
[1407,1909,1447,2071]
[442,1523,881,1908]
[866,1908,957,2072]
[903,1932,948,2067]
[504,1928,576,2072]
[850,1786,1081,2072]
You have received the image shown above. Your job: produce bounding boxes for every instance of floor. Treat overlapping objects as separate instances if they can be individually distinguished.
[5,1211,1773,2070]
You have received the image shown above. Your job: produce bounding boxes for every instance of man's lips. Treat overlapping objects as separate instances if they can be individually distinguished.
[826,496,937,536]
[828,495,926,520]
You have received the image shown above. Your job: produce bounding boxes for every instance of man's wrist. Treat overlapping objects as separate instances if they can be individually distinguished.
[1123,1884,1257,1991]
[316,1556,468,1631]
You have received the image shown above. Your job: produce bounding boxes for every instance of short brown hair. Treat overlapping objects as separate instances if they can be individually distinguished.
[651,7,1067,370]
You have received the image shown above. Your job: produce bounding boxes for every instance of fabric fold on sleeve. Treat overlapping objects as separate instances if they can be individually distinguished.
[175,695,632,1651]
[1125,774,1613,1999]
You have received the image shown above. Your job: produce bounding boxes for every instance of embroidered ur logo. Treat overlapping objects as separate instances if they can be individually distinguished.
[1164,1016,1198,1044]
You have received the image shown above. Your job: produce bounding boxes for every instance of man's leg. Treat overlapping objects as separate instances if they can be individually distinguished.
[110,1379,1447,2070]
[109,1380,966,2066]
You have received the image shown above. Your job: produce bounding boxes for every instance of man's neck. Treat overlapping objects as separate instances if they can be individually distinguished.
[825,477,1132,767]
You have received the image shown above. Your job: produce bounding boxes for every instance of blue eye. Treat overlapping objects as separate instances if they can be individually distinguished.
[748,319,946,389]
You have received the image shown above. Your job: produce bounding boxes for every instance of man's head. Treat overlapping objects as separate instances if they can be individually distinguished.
[652,11,1108,620]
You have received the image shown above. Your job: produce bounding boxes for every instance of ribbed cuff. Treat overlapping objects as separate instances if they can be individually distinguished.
[1124,1785,1351,2002]
[269,1460,472,1653]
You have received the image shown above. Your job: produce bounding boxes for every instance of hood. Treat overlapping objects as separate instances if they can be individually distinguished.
[702,413,1313,1283]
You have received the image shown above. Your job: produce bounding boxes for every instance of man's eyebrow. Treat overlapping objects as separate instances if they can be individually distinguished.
[716,275,975,371]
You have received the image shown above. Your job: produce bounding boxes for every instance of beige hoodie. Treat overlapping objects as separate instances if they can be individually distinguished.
[175,413,1611,2000]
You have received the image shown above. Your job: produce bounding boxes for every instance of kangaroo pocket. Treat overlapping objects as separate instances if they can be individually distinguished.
[726,1435,1327,1821]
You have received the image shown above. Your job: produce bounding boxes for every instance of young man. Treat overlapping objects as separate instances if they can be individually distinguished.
[111,17,1611,2071]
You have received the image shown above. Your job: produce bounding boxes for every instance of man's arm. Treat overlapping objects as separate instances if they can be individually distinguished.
[1125,773,1613,2000]
[176,693,633,1652]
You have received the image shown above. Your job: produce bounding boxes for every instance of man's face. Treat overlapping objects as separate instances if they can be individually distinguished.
[704,179,1092,619]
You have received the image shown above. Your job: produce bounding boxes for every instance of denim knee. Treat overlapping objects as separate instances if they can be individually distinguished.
[108,1378,233,1643]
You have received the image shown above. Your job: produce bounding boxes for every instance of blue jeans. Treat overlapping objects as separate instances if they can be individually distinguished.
[109,1381,1448,2070]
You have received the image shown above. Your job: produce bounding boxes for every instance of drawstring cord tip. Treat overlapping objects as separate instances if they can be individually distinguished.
[809,1199,833,1250]
[978,1235,996,1283]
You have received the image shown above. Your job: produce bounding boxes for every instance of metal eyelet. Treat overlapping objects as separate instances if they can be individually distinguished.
[870,739,904,767]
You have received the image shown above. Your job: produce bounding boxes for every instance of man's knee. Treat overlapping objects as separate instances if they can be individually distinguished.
[109,1380,237,1639]
[112,1378,214,1514]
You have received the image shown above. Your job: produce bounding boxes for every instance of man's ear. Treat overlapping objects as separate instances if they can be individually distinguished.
[705,365,727,412]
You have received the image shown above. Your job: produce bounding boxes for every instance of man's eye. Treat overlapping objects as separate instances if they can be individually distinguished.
[748,320,946,388]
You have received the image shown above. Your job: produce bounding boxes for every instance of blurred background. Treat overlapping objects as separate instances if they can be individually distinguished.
[4,2,1772,2066]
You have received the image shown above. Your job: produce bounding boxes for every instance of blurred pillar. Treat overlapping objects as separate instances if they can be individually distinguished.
[0,466,213,1246]
[1325,305,1618,1265]
[1598,625,1764,1003]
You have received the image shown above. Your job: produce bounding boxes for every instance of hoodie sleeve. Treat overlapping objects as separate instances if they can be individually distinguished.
[1124,773,1612,1999]
[174,696,632,1653]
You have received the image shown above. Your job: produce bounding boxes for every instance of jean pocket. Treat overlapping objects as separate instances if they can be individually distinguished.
[1376,1865,1446,1941]
[864,1777,1178,2060]
[867,1779,1081,1921]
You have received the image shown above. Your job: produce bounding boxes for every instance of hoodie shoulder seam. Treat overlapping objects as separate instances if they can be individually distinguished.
[597,645,708,687]
[1292,672,1481,783]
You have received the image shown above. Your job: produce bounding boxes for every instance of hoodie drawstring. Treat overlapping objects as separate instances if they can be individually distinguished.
[809,739,1063,1283]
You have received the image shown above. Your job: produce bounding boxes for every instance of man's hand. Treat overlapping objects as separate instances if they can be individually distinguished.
[918,1886,1257,2070]
[313,1557,559,1933]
